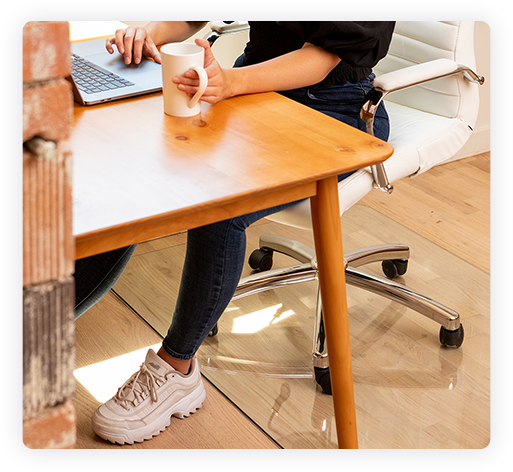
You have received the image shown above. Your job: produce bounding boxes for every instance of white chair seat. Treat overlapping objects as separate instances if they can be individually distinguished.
[386,101,474,175]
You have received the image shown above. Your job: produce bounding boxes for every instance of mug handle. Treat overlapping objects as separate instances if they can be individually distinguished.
[187,66,208,109]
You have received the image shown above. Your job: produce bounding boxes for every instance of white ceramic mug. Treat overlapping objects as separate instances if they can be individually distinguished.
[161,43,208,117]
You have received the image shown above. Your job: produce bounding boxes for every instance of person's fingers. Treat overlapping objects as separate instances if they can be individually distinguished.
[107,27,160,64]
[194,38,216,66]
[132,28,148,64]
[122,26,136,64]
[148,42,162,64]
[177,83,220,103]
[105,36,115,54]
[114,28,127,55]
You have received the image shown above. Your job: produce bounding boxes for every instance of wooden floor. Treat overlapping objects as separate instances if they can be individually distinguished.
[73,152,490,449]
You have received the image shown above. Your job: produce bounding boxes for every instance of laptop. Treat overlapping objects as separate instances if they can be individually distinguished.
[69,38,162,105]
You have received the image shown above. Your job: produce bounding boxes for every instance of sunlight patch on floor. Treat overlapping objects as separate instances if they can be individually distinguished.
[74,343,162,403]
[231,304,294,334]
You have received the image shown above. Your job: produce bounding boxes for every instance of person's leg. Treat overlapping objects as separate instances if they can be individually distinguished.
[90,202,299,445]
[160,201,299,372]
[74,244,137,319]
[161,75,390,373]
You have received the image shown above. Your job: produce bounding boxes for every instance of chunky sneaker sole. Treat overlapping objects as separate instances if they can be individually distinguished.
[91,349,206,445]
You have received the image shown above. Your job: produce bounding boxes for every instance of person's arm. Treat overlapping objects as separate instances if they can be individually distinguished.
[228,42,341,96]
[174,39,341,104]
[105,22,208,64]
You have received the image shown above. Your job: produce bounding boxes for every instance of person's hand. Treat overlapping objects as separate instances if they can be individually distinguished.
[106,26,161,65]
[173,39,234,104]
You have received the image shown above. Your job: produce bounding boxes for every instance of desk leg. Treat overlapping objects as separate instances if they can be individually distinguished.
[310,176,358,449]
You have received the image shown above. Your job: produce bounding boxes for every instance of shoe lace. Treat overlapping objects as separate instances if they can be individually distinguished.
[115,363,165,410]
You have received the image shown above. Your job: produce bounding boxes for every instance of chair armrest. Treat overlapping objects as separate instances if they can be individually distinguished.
[210,21,249,34]
[373,58,484,94]
[205,21,249,45]
[360,58,483,195]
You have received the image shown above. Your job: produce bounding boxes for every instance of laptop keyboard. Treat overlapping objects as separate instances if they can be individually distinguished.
[71,53,135,94]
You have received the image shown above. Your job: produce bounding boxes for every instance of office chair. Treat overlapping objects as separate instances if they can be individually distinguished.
[208,21,485,394]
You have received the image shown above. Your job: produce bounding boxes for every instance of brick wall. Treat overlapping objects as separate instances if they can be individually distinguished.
[22,21,76,449]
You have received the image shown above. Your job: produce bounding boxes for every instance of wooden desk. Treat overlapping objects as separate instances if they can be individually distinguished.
[70,91,393,448]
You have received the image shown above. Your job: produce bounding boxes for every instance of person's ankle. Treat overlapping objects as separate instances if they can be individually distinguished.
[157,346,191,374]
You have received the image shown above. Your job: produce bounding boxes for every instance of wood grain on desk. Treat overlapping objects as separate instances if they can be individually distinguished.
[71,92,392,259]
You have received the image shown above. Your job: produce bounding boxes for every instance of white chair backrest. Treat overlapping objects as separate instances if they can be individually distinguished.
[266,21,483,230]
[374,21,479,127]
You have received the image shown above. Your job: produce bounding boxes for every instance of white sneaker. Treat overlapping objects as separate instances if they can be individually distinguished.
[91,349,206,444]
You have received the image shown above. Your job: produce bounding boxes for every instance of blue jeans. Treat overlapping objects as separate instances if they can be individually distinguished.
[75,57,390,361]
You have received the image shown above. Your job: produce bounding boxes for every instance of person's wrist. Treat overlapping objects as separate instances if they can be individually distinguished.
[224,68,242,99]
[145,23,163,47]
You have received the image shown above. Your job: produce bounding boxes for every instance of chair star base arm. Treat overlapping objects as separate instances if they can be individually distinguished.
[345,266,461,332]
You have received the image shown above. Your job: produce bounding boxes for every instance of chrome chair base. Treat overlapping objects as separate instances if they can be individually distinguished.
[225,234,464,393]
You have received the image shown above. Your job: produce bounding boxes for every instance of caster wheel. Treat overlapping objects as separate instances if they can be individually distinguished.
[208,323,219,337]
[314,367,332,395]
[249,248,274,272]
[439,324,464,348]
[382,259,408,279]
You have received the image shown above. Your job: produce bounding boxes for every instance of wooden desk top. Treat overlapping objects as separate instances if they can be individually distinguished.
[71,92,392,259]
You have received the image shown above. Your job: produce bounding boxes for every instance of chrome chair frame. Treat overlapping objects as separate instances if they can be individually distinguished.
[206,21,485,394]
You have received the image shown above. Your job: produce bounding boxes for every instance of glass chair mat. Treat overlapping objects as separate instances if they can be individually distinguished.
[112,204,490,449]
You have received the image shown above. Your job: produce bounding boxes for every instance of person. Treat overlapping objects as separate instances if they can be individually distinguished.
[75,21,395,444]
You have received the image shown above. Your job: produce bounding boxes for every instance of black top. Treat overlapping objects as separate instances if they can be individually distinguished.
[242,21,395,88]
